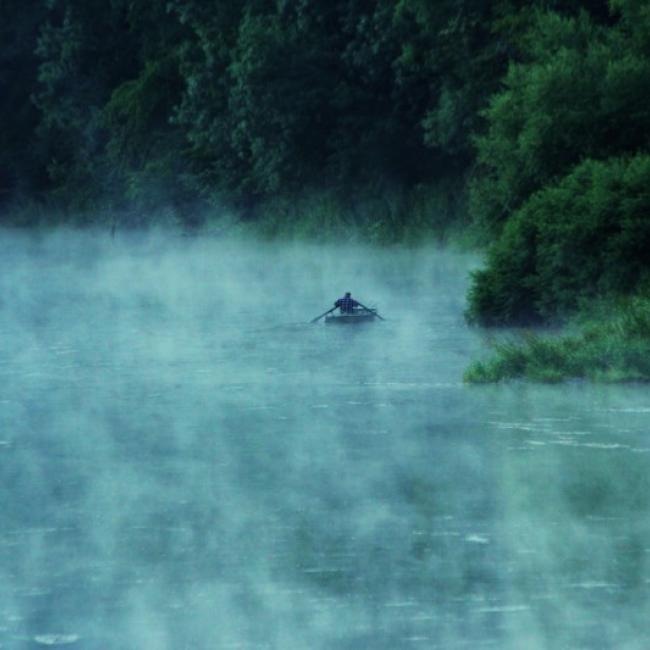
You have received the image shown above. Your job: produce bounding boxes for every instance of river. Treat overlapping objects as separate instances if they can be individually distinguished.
[1,230,649,649]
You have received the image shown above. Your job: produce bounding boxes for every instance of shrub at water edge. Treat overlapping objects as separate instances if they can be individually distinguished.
[467,154,650,326]
[464,297,650,383]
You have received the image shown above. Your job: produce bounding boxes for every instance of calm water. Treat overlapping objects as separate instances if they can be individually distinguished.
[1,231,649,649]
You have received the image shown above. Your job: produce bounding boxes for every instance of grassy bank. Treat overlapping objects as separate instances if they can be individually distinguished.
[464,298,650,383]
[231,179,475,246]
[1,177,478,247]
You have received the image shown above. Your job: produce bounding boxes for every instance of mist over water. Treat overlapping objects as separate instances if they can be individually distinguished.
[1,230,649,649]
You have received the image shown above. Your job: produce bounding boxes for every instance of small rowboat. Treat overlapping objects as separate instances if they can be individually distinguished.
[311,301,384,324]
[324,310,378,325]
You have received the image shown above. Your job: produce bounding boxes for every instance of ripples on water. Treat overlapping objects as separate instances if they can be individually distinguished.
[1,230,649,648]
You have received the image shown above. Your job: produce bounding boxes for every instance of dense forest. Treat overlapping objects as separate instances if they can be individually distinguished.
[2,0,523,225]
[2,0,650,341]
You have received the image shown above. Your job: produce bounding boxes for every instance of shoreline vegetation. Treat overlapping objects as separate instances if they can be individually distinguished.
[0,180,482,252]
[465,298,650,384]
[3,1,650,383]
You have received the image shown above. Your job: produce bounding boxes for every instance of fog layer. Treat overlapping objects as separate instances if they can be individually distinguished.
[1,231,649,649]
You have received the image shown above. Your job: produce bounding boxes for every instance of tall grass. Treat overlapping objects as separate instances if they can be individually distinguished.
[465,297,650,383]
[238,180,473,245]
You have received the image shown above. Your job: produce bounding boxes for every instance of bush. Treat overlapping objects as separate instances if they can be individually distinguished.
[464,297,650,383]
[467,154,650,325]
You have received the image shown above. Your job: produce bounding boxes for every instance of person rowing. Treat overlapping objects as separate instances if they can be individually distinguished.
[310,292,385,322]
[334,292,360,314]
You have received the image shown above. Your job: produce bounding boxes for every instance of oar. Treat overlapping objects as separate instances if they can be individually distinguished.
[355,300,385,320]
[310,306,336,324]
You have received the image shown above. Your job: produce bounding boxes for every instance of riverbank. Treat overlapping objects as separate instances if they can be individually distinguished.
[464,297,650,383]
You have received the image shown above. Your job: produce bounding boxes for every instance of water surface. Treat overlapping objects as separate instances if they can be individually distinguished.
[1,231,649,648]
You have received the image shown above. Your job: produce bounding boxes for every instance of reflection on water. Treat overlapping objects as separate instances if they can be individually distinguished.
[0,230,649,648]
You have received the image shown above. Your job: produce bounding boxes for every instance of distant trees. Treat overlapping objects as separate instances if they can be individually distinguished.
[1,0,516,222]
[171,0,444,203]
[0,0,49,203]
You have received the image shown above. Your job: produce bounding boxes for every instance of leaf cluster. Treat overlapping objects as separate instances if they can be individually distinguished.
[468,3,650,324]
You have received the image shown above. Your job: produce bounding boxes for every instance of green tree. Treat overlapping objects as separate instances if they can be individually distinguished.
[467,1,650,324]
[0,0,49,211]
[33,0,139,208]
[469,10,612,234]
[101,2,192,220]
[468,155,650,325]
[168,0,249,205]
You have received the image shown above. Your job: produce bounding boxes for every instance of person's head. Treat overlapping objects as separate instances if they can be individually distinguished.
[345,292,351,297]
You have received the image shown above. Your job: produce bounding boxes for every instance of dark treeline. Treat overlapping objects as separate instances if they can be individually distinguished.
[2,0,516,218]
[2,0,649,325]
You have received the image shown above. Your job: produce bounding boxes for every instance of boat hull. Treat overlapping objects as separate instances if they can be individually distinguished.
[325,312,377,325]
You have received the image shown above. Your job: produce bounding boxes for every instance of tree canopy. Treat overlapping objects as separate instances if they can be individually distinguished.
[3,0,649,324]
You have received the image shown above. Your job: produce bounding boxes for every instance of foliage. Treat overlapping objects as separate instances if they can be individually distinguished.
[3,0,524,228]
[8,0,650,385]
[464,297,650,383]
[467,154,650,324]
[470,10,613,233]
[0,0,50,210]
[2,0,647,328]
[235,176,467,244]
[467,0,650,325]
[470,4,650,236]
